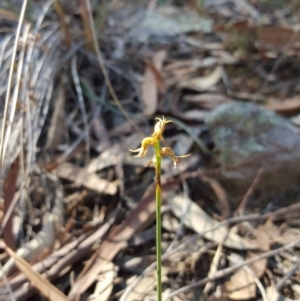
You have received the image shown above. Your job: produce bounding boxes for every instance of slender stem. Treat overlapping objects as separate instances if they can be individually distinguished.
[155,139,162,301]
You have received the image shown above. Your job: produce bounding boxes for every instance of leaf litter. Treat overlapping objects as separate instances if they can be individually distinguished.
[2,1,300,301]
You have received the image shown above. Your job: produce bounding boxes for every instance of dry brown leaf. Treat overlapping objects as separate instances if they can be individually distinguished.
[45,80,66,151]
[266,285,293,301]
[266,226,300,245]
[2,188,64,276]
[262,219,281,242]
[163,289,185,301]
[1,211,117,300]
[125,273,156,301]
[168,194,257,250]
[5,247,68,301]
[53,0,71,47]
[92,262,117,301]
[216,22,300,52]
[179,66,222,91]
[177,109,208,121]
[165,63,198,85]
[224,227,269,300]
[141,50,167,116]
[79,0,94,51]
[162,213,180,233]
[206,294,227,301]
[68,185,158,300]
[152,49,167,92]
[142,61,157,116]
[165,56,231,74]
[263,96,300,117]
[122,263,170,301]
[215,20,250,33]
[3,156,19,250]
[281,227,300,244]
[225,255,256,300]
[203,244,223,295]
[87,144,122,173]
[257,26,300,51]
[248,226,269,278]
[184,93,232,109]
[121,255,156,274]
[55,162,117,195]
[0,8,19,22]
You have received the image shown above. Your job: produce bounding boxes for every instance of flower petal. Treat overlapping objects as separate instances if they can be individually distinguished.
[160,147,191,169]
[128,147,147,157]
[152,116,173,140]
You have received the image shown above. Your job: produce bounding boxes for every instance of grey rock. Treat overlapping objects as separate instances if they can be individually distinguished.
[205,102,300,211]
[129,6,213,43]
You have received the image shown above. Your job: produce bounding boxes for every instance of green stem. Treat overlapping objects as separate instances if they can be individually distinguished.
[155,139,162,301]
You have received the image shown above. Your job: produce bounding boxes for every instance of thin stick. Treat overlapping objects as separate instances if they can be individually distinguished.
[276,261,300,290]
[155,139,162,301]
[0,259,15,301]
[71,55,90,167]
[234,166,263,216]
[164,236,300,300]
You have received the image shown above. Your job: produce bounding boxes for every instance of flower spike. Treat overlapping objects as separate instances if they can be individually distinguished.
[128,115,191,301]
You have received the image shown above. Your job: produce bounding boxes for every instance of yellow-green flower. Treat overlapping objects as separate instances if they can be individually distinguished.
[129,116,190,169]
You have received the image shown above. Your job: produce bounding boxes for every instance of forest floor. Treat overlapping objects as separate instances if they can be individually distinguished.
[2,0,300,300]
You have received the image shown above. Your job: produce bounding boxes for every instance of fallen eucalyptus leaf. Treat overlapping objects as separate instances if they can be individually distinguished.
[5,247,68,301]
[179,66,222,91]
[167,194,257,250]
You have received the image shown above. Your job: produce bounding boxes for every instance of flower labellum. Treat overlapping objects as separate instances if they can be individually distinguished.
[129,137,156,158]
